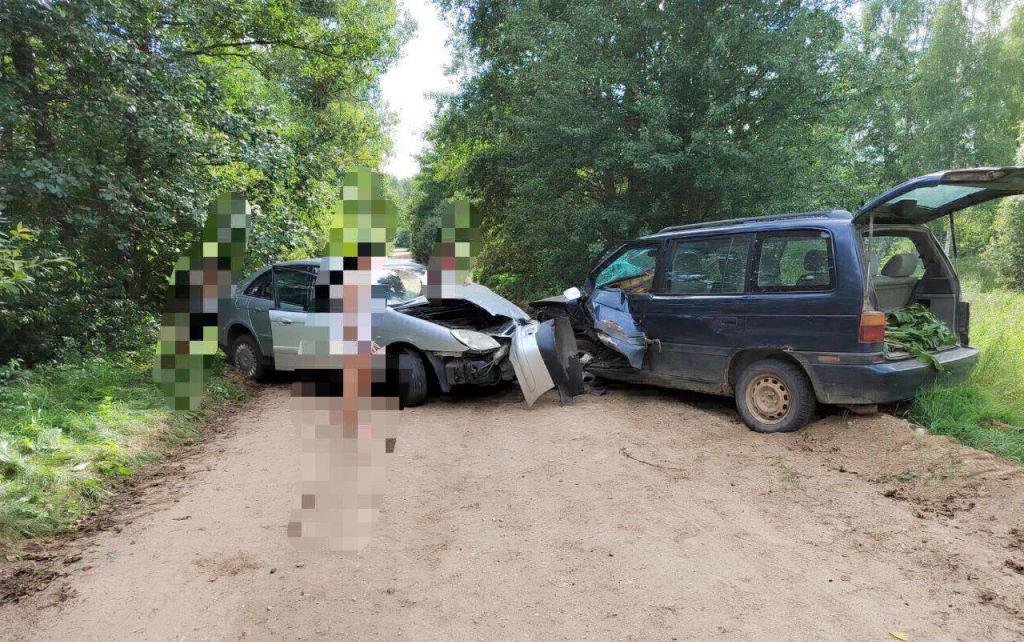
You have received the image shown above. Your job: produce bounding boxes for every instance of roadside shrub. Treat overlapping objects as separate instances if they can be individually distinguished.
[909,284,1024,465]
[393,229,411,249]
[984,196,1024,289]
[0,351,245,540]
[407,203,442,265]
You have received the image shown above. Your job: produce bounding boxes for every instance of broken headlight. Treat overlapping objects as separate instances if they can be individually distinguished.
[451,329,500,352]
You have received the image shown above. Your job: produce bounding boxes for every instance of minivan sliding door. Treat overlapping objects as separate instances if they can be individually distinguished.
[642,233,753,385]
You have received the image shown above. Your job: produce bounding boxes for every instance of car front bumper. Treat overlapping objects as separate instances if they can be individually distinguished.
[509,318,584,406]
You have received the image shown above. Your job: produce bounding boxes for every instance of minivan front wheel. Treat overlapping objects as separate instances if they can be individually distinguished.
[736,359,816,433]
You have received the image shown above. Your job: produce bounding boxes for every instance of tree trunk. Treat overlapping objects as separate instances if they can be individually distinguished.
[10,31,54,153]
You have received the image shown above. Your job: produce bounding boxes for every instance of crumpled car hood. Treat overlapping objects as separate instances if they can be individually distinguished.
[397,283,529,320]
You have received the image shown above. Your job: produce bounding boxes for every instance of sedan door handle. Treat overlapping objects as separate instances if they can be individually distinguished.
[275,318,295,325]
[718,317,739,326]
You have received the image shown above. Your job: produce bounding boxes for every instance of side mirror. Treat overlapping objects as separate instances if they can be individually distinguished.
[562,286,582,301]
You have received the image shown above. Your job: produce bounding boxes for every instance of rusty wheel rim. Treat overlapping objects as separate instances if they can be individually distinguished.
[746,375,790,424]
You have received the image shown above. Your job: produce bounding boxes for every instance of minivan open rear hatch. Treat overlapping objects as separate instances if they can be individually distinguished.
[854,166,1024,225]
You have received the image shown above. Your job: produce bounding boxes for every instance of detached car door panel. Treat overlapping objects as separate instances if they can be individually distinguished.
[586,243,659,369]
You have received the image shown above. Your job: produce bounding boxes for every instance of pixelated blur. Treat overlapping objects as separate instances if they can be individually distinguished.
[425,200,480,298]
[154,193,250,411]
[155,174,481,552]
[286,169,402,552]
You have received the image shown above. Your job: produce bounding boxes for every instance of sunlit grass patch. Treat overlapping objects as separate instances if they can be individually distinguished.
[0,352,246,541]
[908,282,1024,466]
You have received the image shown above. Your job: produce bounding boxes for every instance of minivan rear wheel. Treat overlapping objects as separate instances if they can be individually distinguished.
[736,358,816,433]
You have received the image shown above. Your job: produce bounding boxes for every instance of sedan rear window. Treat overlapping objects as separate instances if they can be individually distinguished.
[275,269,316,311]
[244,271,273,299]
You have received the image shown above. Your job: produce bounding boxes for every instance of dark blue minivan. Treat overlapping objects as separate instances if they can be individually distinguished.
[534,167,1024,432]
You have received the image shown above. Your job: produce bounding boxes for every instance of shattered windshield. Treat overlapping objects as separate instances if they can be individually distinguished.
[595,245,658,291]
[374,267,425,305]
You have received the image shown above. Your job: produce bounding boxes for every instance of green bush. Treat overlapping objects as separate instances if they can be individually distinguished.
[985,196,1024,289]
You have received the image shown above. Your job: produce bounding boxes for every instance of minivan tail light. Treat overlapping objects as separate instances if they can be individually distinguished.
[859,311,886,343]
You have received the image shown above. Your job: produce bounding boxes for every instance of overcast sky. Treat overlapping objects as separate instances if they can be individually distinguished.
[381,0,457,179]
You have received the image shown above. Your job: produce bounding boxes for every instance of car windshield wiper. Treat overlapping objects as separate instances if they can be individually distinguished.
[391,295,427,309]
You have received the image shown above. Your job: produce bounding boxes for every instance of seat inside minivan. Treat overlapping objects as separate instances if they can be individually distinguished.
[864,226,960,343]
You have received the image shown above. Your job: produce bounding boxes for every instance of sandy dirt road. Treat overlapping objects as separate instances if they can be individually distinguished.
[2,382,1024,641]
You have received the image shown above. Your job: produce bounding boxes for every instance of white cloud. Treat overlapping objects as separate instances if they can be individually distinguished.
[381,0,457,179]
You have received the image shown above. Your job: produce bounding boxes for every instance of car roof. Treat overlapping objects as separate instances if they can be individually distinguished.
[273,258,426,270]
[642,209,853,240]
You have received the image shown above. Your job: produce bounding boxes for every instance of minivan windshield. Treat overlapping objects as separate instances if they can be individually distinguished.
[595,245,658,291]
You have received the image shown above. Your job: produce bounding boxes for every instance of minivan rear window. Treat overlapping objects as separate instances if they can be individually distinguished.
[754,230,834,292]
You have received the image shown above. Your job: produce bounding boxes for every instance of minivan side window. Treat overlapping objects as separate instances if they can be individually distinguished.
[594,245,658,293]
[754,230,834,292]
[665,235,750,295]
[866,234,925,279]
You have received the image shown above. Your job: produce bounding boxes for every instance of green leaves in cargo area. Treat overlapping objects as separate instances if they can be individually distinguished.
[884,304,958,369]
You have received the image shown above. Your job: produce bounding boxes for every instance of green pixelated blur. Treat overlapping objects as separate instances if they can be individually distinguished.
[155,193,251,411]
[426,200,480,296]
[436,200,480,269]
[325,169,398,257]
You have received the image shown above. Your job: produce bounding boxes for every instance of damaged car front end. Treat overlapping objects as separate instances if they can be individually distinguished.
[218,259,583,407]
[392,278,583,406]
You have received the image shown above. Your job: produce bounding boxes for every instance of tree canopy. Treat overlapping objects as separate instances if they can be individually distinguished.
[0,0,406,363]
[410,0,1024,300]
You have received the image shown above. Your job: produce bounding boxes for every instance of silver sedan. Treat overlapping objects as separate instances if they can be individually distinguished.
[217,259,582,406]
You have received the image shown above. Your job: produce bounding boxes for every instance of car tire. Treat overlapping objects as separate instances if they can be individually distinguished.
[397,348,428,407]
[231,334,268,382]
[735,358,816,433]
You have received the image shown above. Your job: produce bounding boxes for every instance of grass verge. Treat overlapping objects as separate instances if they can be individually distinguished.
[0,351,248,542]
[908,284,1024,465]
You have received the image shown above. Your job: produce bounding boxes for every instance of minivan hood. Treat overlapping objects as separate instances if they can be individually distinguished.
[855,166,1024,225]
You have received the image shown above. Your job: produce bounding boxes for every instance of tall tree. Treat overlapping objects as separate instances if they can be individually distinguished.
[0,0,405,364]
[430,0,849,299]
